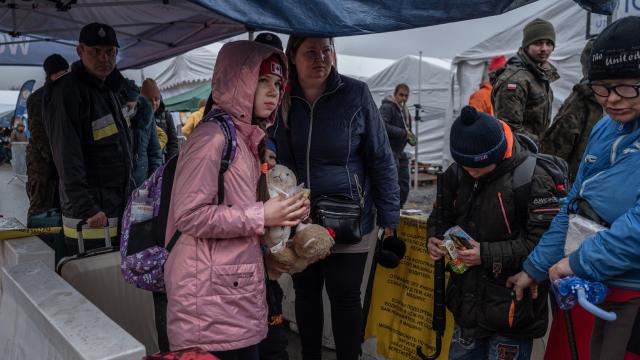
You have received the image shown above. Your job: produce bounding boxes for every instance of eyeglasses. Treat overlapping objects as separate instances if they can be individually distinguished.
[84,46,118,59]
[588,82,640,99]
[301,47,333,62]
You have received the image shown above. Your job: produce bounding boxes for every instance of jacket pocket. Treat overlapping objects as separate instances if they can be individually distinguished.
[479,281,535,333]
[211,263,262,296]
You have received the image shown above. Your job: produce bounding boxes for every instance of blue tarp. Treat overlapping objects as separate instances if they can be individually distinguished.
[0,0,614,69]
[194,0,540,36]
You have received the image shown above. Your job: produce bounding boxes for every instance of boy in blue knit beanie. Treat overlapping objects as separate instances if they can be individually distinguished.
[426,105,560,359]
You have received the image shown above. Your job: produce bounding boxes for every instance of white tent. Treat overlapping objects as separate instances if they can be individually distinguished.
[367,55,453,165]
[153,47,217,93]
[0,90,18,113]
[443,0,609,166]
[336,54,394,80]
[125,42,393,99]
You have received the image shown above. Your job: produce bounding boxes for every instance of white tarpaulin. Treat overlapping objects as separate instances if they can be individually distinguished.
[443,0,608,166]
[154,47,218,91]
[367,55,453,165]
[126,44,395,99]
[337,54,394,80]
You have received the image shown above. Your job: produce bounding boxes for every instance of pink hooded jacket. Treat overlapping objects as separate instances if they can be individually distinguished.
[164,41,287,352]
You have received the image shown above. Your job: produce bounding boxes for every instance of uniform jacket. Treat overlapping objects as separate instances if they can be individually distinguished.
[164,41,287,352]
[275,68,400,236]
[379,95,408,155]
[492,49,559,143]
[540,83,603,182]
[154,103,179,160]
[131,96,163,187]
[43,61,132,223]
[26,86,60,216]
[524,116,640,292]
[428,128,559,339]
[469,81,494,116]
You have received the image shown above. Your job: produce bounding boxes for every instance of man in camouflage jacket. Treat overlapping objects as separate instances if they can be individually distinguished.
[25,54,69,227]
[492,18,559,144]
[540,40,602,183]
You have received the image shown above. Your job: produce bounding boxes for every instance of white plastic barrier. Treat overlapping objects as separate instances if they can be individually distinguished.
[0,260,145,360]
[9,141,28,184]
[0,235,54,298]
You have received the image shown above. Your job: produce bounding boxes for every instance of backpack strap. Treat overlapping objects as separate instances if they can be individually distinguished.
[512,155,537,228]
[166,109,236,252]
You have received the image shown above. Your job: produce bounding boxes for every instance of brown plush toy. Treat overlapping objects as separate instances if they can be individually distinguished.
[292,222,334,263]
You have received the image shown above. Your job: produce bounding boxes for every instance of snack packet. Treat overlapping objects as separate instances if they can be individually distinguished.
[439,226,474,274]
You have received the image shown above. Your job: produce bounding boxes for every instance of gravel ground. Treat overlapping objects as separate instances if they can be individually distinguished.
[403,183,436,213]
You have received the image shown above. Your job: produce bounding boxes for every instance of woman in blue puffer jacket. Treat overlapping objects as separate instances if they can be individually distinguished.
[507,17,640,360]
[131,95,163,187]
[274,36,400,360]
[120,80,163,187]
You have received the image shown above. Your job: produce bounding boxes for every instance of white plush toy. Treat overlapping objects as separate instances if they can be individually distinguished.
[265,164,334,279]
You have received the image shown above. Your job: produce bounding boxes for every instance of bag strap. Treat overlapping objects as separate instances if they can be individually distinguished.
[512,155,537,229]
[166,110,235,252]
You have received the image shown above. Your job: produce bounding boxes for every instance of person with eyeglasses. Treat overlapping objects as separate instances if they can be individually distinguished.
[43,22,133,255]
[540,39,603,184]
[507,16,640,360]
[274,36,399,360]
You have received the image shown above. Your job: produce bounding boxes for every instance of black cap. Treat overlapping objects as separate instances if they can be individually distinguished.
[589,16,640,81]
[43,54,69,78]
[79,22,119,48]
[255,32,283,51]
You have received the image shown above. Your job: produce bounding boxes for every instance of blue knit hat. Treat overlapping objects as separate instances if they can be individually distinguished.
[450,106,506,168]
[265,137,277,155]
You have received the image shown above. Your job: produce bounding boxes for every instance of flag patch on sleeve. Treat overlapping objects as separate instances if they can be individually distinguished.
[507,83,517,91]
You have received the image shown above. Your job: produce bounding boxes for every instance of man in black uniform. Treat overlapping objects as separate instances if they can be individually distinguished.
[44,23,132,253]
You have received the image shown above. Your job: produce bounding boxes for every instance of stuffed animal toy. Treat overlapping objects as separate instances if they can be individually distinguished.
[292,222,334,262]
[265,164,334,279]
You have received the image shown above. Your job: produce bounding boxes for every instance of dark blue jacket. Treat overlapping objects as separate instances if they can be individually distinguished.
[275,69,400,233]
[131,96,163,187]
[379,95,408,156]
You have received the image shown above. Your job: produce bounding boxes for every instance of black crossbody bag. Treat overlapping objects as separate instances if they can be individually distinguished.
[312,194,362,244]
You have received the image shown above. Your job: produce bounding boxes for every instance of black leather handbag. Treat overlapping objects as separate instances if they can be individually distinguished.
[312,195,362,244]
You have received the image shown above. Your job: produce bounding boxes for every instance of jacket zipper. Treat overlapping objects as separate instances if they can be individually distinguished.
[497,192,512,236]
[354,174,365,208]
[318,209,360,217]
[463,180,480,223]
[292,83,343,189]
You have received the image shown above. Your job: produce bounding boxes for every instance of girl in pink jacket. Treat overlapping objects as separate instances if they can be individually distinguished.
[164,41,308,359]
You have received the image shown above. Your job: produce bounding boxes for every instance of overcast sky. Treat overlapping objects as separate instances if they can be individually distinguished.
[0,0,554,90]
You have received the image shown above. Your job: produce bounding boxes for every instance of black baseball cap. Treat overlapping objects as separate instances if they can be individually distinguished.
[79,22,119,48]
[255,32,283,51]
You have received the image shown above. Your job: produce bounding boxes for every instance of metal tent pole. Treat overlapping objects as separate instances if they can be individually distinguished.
[414,51,423,190]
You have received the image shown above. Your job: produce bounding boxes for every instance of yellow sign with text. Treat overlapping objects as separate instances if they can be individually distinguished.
[365,215,454,360]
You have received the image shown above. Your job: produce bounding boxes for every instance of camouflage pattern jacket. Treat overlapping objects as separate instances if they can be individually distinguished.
[492,49,559,143]
[541,83,603,183]
[25,86,60,216]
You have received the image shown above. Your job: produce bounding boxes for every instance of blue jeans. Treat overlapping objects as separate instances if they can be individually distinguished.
[449,326,532,360]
